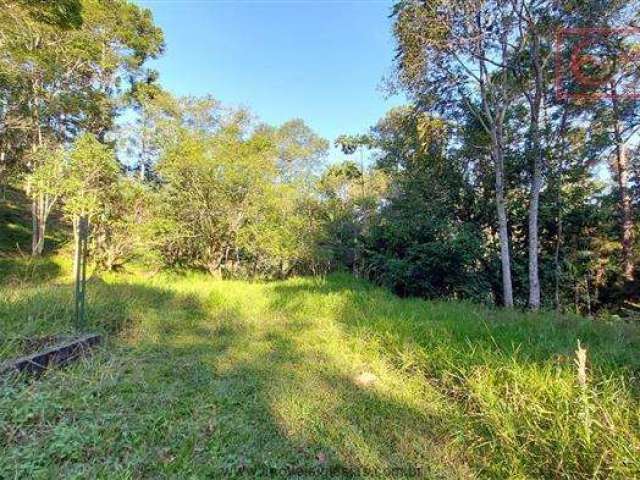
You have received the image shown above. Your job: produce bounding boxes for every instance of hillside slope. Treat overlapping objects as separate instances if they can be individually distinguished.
[0,186,67,255]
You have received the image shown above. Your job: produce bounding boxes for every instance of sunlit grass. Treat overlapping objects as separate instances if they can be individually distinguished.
[1,262,639,478]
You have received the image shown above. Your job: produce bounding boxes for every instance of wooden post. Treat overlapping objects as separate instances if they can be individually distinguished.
[74,216,89,330]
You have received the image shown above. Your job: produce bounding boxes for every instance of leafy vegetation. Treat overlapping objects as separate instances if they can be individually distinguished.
[3,0,640,314]
[384,0,640,312]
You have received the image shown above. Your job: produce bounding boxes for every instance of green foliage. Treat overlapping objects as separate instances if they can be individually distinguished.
[240,184,316,276]
[335,133,370,155]
[2,1,640,477]
[154,118,274,273]
[387,0,640,311]
[317,159,388,273]
[149,105,329,278]
[92,178,151,270]
[24,145,66,203]
[275,118,329,182]
[0,185,66,253]
[0,0,164,153]
[62,133,119,222]
[0,0,164,256]
[360,108,489,300]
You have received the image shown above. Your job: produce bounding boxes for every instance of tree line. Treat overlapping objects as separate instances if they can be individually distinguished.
[360,0,640,313]
[2,0,640,315]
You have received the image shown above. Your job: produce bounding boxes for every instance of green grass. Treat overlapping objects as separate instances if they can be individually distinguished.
[1,255,640,478]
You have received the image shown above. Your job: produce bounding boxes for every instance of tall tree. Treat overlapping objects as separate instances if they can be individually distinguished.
[275,119,329,184]
[123,82,179,180]
[23,144,66,254]
[556,0,640,287]
[0,0,163,255]
[509,0,563,309]
[392,0,529,306]
[608,88,639,281]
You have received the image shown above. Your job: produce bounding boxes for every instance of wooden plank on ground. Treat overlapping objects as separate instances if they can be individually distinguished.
[0,334,102,376]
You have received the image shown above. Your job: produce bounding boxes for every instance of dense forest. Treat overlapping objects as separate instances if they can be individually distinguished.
[2,0,640,317]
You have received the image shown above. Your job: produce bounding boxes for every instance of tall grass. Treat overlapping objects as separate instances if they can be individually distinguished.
[1,261,639,478]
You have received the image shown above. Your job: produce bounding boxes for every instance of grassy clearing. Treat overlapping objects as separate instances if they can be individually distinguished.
[1,256,640,478]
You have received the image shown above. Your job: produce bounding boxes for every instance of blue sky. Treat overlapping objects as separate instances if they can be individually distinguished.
[135,0,404,162]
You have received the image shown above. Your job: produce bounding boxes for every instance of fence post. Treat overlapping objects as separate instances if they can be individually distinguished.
[74,215,89,331]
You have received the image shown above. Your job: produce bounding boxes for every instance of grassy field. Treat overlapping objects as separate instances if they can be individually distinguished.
[1,253,640,479]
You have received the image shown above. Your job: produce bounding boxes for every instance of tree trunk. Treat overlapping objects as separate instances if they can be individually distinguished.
[0,150,6,191]
[72,216,80,279]
[554,111,569,312]
[614,142,633,281]
[36,193,46,255]
[554,202,563,312]
[585,273,592,317]
[139,161,146,181]
[528,168,542,310]
[477,23,513,308]
[527,35,544,311]
[31,198,40,255]
[493,135,514,308]
[30,146,42,256]
[612,91,634,281]
[31,192,52,256]
[30,80,45,256]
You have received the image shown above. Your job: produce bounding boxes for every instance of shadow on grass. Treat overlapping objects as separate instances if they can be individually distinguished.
[88,322,463,478]
[8,273,639,478]
[0,277,208,360]
[266,276,640,478]
[3,274,640,478]
[0,256,63,288]
[1,275,467,479]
